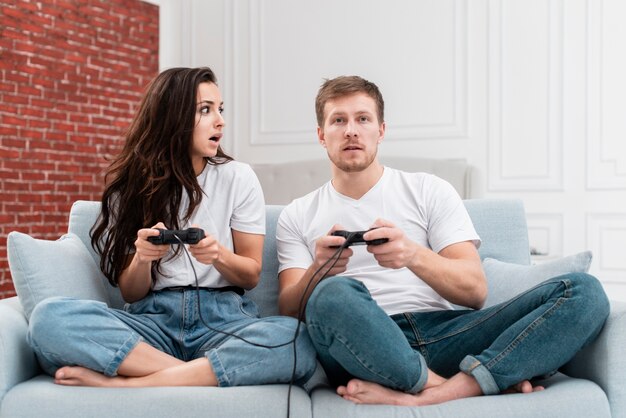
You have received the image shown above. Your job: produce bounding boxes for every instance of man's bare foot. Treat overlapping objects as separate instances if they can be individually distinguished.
[55,366,126,387]
[337,374,547,406]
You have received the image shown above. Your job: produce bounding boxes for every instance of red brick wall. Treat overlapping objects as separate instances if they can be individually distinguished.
[0,0,159,298]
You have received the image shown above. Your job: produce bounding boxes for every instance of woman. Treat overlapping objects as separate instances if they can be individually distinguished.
[27,67,316,388]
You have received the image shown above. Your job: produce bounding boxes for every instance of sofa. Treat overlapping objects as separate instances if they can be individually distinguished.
[0,157,626,418]
[1,166,625,418]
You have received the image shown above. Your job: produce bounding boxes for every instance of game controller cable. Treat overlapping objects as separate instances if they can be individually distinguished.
[165,230,351,418]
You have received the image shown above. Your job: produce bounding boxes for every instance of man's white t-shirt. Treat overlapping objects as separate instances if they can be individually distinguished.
[152,161,265,290]
[276,167,480,315]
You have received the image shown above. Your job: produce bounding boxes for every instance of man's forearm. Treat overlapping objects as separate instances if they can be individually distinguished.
[278,266,327,318]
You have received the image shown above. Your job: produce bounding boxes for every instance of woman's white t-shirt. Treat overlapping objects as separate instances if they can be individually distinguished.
[276,167,480,315]
[152,161,265,290]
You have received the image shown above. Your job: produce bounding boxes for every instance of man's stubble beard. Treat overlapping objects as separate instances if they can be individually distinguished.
[327,149,378,173]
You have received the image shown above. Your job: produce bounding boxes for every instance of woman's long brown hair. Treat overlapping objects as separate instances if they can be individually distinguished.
[91,67,232,287]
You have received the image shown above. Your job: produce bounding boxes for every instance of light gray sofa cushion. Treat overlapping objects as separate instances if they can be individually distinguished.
[483,251,592,307]
[3,375,313,418]
[22,198,534,318]
[251,157,475,205]
[7,232,110,318]
[310,373,610,418]
[464,199,530,265]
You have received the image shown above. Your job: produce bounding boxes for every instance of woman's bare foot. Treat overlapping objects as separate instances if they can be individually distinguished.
[337,379,421,405]
[54,358,216,388]
[55,366,126,387]
[336,368,448,405]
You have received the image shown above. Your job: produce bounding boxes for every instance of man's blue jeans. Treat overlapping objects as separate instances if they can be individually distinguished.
[305,273,609,395]
[27,288,317,387]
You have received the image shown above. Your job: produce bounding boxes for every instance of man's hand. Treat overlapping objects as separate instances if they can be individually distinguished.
[312,224,354,277]
[364,219,418,269]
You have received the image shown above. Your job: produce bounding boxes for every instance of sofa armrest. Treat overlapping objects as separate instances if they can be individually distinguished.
[562,300,626,418]
[0,297,39,402]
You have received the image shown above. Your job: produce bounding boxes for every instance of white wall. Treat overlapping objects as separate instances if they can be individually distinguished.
[155,0,626,302]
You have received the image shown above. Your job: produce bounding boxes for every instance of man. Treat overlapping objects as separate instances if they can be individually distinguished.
[276,75,609,406]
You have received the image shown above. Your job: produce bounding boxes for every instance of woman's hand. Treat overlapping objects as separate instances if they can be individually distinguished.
[134,222,171,264]
[188,225,220,265]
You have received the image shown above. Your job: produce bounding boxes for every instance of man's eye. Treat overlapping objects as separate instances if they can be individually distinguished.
[359,116,368,122]
[334,117,343,123]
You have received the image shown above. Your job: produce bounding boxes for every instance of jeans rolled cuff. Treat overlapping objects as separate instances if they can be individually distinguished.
[460,355,499,395]
[103,333,141,377]
[408,352,429,394]
[207,349,230,387]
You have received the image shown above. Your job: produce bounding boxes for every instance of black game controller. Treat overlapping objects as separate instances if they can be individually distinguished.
[331,228,389,247]
[147,228,206,245]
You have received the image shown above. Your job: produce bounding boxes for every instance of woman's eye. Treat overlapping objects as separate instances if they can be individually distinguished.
[218,107,224,114]
[199,106,210,115]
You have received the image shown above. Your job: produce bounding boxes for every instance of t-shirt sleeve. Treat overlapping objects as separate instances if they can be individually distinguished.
[276,202,314,273]
[425,175,481,253]
[230,164,266,235]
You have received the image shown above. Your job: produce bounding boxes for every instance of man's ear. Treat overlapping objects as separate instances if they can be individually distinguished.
[377,122,386,144]
[317,126,326,147]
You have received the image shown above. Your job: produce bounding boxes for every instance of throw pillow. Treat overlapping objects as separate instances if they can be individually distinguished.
[8,232,110,319]
[482,251,592,308]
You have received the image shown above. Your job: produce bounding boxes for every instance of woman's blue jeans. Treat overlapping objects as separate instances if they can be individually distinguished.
[305,273,609,395]
[27,288,317,387]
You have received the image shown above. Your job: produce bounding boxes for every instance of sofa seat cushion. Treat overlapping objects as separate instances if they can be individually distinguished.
[310,373,610,418]
[2,375,312,418]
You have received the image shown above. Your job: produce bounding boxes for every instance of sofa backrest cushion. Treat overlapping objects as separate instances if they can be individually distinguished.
[251,157,475,205]
[12,198,531,317]
[68,200,126,309]
[464,198,531,265]
[246,205,283,317]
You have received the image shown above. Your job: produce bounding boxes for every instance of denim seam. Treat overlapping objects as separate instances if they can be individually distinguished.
[308,322,415,391]
[403,313,431,364]
[418,279,572,346]
[179,291,189,360]
[486,295,567,370]
[479,279,572,390]
[103,333,142,377]
[207,349,229,387]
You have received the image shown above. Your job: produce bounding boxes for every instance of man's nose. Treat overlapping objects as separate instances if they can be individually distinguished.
[344,120,357,137]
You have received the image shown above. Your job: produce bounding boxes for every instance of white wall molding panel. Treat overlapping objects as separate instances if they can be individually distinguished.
[526,213,564,259]
[586,0,626,190]
[487,0,564,191]
[235,0,469,147]
[587,213,626,285]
